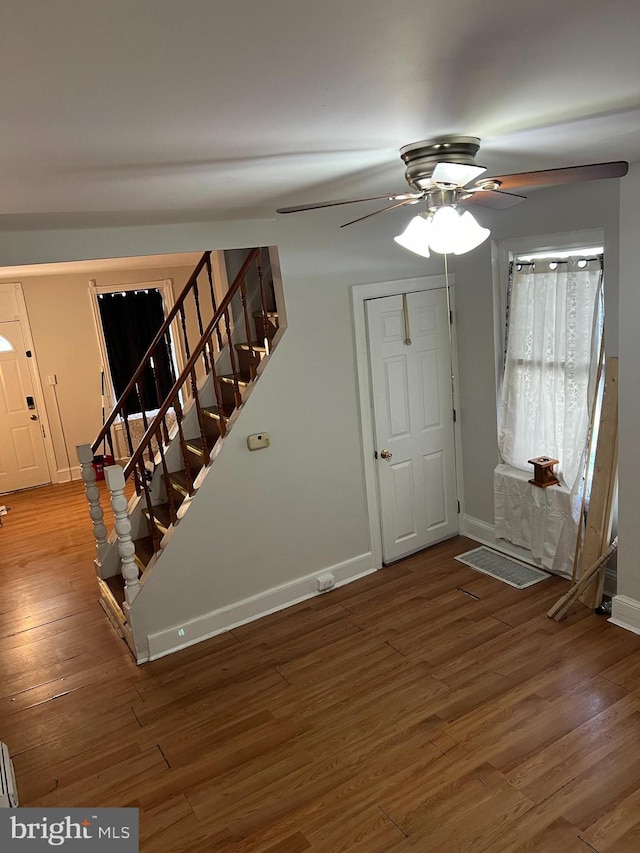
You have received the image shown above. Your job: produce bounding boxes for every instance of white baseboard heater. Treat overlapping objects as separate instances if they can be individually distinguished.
[0,742,18,807]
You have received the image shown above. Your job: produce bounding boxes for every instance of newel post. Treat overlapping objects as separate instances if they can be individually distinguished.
[76,443,109,569]
[104,464,141,604]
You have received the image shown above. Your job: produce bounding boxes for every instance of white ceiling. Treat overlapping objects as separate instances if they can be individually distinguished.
[2,0,640,230]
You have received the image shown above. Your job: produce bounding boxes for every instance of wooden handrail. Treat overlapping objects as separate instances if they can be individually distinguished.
[123,248,261,478]
[91,251,210,453]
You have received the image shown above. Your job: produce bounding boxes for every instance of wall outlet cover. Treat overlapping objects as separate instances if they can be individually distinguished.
[317,573,336,592]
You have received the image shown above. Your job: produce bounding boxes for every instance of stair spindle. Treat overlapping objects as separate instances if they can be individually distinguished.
[158,435,177,524]
[240,277,257,380]
[173,396,195,494]
[210,358,227,437]
[224,308,243,407]
[149,348,166,424]
[105,428,116,464]
[137,457,161,554]
[104,464,141,603]
[121,409,135,458]
[76,444,109,570]
[193,278,210,375]
[257,252,270,353]
[206,255,224,351]
[179,304,191,361]
[190,368,210,464]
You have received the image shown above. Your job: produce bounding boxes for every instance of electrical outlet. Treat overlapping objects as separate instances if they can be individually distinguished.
[317,573,335,592]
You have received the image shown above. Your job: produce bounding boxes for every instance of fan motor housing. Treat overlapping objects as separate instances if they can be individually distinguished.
[400,135,481,190]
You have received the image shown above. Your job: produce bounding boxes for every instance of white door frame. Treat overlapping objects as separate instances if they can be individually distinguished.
[352,275,465,568]
[0,282,56,488]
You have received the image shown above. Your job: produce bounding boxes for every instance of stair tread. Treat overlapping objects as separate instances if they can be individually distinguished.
[185,435,211,456]
[104,574,126,608]
[235,341,269,352]
[143,502,173,532]
[167,469,192,496]
[252,310,278,318]
[133,535,156,570]
[202,404,234,420]
[219,374,251,386]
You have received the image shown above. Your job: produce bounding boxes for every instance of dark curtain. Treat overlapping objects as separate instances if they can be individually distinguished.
[98,289,176,416]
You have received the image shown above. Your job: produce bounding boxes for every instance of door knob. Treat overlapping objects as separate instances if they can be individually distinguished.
[30,415,38,421]
[380,449,392,460]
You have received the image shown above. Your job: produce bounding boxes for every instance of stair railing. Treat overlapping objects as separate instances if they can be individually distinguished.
[86,247,272,562]
[92,250,217,462]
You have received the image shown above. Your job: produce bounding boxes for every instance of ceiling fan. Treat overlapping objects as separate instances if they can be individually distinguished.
[276,135,628,236]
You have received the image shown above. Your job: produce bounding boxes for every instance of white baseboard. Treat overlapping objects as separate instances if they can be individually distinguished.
[461,514,572,578]
[610,595,640,635]
[55,465,81,484]
[144,551,378,662]
[460,514,496,545]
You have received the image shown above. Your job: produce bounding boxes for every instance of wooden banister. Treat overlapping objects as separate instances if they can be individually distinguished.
[91,250,211,453]
[123,248,261,479]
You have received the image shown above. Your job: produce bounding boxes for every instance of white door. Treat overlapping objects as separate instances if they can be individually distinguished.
[0,320,51,491]
[366,289,458,563]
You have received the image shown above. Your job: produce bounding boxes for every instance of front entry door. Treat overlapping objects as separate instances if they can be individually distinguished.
[0,320,51,492]
[366,289,458,563]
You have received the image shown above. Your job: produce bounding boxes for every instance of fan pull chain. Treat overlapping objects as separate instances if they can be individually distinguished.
[402,293,412,346]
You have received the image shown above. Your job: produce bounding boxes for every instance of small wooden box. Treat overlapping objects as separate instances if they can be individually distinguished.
[528,456,560,488]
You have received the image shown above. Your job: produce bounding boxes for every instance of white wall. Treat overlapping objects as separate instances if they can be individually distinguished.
[615,163,640,620]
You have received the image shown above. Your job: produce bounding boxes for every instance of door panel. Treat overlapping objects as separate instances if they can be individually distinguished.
[367,289,458,563]
[0,320,50,491]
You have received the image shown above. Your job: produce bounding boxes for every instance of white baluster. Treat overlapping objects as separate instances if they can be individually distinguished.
[104,464,140,604]
[76,444,109,569]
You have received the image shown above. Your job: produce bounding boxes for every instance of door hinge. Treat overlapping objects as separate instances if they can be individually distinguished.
[457,500,461,514]
[41,425,46,439]
[453,408,457,423]
[449,310,453,325]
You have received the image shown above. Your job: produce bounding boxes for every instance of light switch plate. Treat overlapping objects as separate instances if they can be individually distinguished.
[247,432,270,451]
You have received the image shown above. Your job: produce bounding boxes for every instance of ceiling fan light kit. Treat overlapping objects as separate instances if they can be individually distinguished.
[277,135,628,256]
[394,206,490,257]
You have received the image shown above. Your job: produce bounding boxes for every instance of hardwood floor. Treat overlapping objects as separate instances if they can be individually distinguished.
[2,482,640,851]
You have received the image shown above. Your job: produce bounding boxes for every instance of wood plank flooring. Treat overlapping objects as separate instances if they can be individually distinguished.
[2,481,640,851]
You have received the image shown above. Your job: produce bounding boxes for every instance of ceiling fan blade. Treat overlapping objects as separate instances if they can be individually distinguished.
[339,198,420,228]
[476,161,629,192]
[276,192,422,214]
[459,189,527,210]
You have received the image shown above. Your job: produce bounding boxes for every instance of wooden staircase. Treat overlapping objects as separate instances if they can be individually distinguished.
[76,247,283,657]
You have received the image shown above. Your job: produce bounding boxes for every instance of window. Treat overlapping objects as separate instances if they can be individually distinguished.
[498,250,604,490]
[0,334,14,353]
[97,288,177,416]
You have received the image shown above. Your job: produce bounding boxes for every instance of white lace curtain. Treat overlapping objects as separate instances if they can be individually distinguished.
[498,257,603,491]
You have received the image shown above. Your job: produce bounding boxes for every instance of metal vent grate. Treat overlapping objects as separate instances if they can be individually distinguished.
[456,546,549,589]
